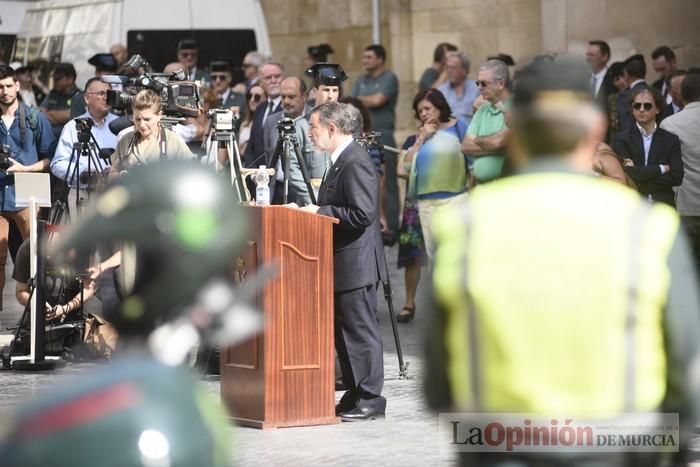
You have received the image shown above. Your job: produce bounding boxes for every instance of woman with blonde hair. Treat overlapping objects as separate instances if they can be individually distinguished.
[110,89,193,176]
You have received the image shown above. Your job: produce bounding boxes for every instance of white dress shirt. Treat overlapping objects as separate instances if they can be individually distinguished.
[51,111,118,187]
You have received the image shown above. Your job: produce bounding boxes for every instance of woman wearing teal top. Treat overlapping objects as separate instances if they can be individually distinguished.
[404,89,469,266]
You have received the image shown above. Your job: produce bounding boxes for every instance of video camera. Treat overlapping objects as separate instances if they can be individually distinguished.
[207,108,238,132]
[0,144,12,171]
[102,55,201,118]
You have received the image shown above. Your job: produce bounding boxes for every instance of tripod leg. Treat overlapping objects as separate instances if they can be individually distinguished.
[292,138,317,205]
[228,136,249,203]
[378,246,408,378]
[282,140,291,205]
[5,288,34,365]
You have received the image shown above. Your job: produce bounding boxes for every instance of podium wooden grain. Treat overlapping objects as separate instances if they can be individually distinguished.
[221,205,339,428]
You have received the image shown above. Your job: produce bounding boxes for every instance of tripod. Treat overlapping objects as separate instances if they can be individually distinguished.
[355,133,408,378]
[204,121,248,203]
[50,125,108,225]
[268,120,316,205]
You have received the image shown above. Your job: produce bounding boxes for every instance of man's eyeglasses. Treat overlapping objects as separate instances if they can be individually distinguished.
[632,102,654,111]
[476,80,497,88]
[249,94,263,102]
[179,51,197,58]
[210,74,228,82]
[86,91,107,98]
[242,63,255,69]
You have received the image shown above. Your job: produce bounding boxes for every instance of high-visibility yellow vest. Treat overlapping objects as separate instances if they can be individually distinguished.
[432,172,680,416]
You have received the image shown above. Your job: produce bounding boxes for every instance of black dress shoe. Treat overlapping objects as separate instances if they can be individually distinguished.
[335,403,351,416]
[340,407,385,422]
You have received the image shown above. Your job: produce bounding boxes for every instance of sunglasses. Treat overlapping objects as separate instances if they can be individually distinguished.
[476,80,498,88]
[249,94,263,102]
[632,102,654,111]
[210,74,229,82]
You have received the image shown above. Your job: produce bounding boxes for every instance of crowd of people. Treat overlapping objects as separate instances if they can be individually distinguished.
[2,36,700,439]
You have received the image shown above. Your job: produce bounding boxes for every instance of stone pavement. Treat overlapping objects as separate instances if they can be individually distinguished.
[0,245,456,465]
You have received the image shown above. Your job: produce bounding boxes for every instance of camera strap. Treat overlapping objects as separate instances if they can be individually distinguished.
[159,126,167,161]
[17,103,41,151]
[126,126,168,165]
[18,104,27,149]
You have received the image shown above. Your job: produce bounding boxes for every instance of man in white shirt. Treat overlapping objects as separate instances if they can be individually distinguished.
[51,77,118,210]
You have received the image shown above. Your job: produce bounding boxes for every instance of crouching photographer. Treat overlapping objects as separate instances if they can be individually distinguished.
[12,236,118,359]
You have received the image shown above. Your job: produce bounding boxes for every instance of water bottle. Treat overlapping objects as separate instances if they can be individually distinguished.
[255,165,270,206]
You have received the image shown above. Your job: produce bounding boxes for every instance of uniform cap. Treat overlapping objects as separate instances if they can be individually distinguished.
[304,62,347,87]
[88,53,118,72]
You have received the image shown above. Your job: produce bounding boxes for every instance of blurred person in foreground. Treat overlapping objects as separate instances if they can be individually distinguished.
[0,161,251,466]
[425,57,700,467]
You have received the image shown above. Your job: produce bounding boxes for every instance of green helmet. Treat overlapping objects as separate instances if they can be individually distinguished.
[53,160,247,336]
[0,357,232,467]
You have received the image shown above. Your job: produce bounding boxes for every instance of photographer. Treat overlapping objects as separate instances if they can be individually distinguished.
[12,236,118,358]
[50,78,118,204]
[109,89,194,176]
[0,64,55,311]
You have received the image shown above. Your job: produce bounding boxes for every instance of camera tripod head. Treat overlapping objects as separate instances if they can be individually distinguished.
[276,117,296,137]
[75,117,93,143]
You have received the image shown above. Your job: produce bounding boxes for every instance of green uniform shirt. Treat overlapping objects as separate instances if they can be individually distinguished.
[350,70,398,146]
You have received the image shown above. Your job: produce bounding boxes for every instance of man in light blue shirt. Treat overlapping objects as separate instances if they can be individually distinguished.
[51,77,118,190]
[437,51,480,128]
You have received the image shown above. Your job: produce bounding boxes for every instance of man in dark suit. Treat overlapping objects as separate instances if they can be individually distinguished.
[208,60,246,120]
[586,40,616,111]
[296,101,386,422]
[661,69,688,121]
[616,55,647,132]
[651,46,678,100]
[177,39,208,83]
[612,85,683,207]
[243,61,284,169]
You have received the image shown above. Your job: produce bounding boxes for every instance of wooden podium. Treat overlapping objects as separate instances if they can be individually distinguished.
[221,205,339,428]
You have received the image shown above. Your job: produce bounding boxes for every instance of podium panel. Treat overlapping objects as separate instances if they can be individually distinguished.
[221,206,339,428]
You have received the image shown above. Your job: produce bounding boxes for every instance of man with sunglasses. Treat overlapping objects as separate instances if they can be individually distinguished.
[177,39,208,84]
[233,51,265,94]
[208,60,246,120]
[461,59,512,184]
[612,85,682,207]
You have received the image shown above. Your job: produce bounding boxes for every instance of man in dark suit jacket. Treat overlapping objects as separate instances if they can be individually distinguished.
[616,56,648,132]
[612,85,683,207]
[651,46,678,99]
[177,39,209,84]
[243,62,284,168]
[208,60,246,120]
[586,40,616,113]
[661,69,688,121]
[297,101,387,421]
